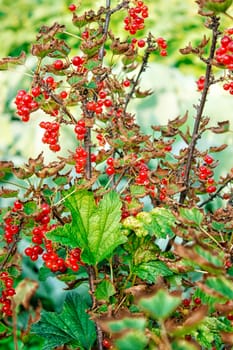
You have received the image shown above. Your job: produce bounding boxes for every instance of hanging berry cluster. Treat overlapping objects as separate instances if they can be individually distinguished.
[0,272,15,317]
[123,1,148,35]
[198,154,217,193]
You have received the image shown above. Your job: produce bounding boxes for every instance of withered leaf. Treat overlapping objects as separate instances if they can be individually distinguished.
[14,278,39,309]
[25,153,44,172]
[36,22,65,42]
[209,144,228,152]
[12,168,32,179]
[80,36,106,58]
[210,120,230,134]
[221,332,233,345]
[72,7,106,28]
[198,35,210,48]
[135,88,153,98]
[168,111,188,128]
[0,51,26,70]
[0,187,19,198]
[0,161,14,173]
[183,305,208,327]
[36,161,66,178]
[180,43,197,55]
[110,38,131,55]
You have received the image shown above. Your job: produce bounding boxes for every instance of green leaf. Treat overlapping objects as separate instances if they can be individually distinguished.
[172,340,198,350]
[23,201,38,215]
[31,292,96,350]
[179,207,203,226]
[108,317,146,333]
[130,185,146,197]
[115,331,148,350]
[139,289,181,320]
[211,221,225,231]
[38,266,54,281]
[95,279,116,302]
[53,176,70,186]
[47,190,127,265]
[205,276,233,299]
[133,261,173,283]
[150,207,176,238]
[195,245,223,268]
[133,242,160,265]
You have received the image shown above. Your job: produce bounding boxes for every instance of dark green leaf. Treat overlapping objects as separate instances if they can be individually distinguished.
[95,279,116,301]
[23,201,38,215]
[31,292,96,350]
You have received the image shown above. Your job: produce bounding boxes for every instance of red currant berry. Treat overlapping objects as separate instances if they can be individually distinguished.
[68,3,76,11]
[194,297,201,305]
[204,154,214,164]
[60,91,68,99]
[206,185,217,194]
[53,60,64,70]
[123,80,130,87]
[102,338,111,348]
[137,39,146,48]
[106,166,115,176]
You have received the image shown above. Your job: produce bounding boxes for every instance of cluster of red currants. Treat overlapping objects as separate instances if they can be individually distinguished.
[65,248,82,272]
[105,157,115,176]
[0,272,16,317]
[74,146,88,174]
[41,241,67,273]
[74,119,87,141]
[123,1,148,35]
[215,29,233,71]
[24,203,53,261]
[39,121,61,152]
[198,155,216,193]
[135,160,150,185]
[159,178,168,201]
[223,81,233,95]
[196,76,205,91]
[156,37,168,57]
[3,200,24,244]
[14,89,39,122]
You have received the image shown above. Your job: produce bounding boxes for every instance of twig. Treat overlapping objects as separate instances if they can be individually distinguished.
[179,16,220,204]
[87,265,103,350]
[124,32,154,111]
[199,176,232,207]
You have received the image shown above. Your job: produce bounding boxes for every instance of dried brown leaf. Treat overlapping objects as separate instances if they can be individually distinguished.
[14,278,39,309]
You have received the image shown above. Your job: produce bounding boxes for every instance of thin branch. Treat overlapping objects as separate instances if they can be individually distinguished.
[124,33,154,112]
[199,176,232,207]
[87,265,103,350]
[179,16,220,204]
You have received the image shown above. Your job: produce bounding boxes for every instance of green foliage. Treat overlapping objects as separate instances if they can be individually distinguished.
[47,189,127,265]
[139,289,181,320]
[133,261,173,283]
[31,292,96,350]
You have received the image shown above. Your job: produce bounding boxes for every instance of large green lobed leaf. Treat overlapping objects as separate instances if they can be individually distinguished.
[31,293,96,350]
[47,189,127,265]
